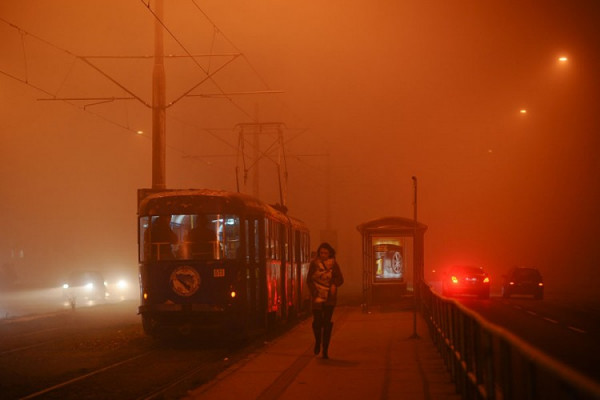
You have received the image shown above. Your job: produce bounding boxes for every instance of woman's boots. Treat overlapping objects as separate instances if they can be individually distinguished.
[322,322,333,359]
[312,321,322,355]
[313,320,334,359]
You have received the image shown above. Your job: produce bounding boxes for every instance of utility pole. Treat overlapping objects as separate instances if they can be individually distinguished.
[410,176,420,339]
[152,0,166,190]
[236,122,286,204]
[326,149,331,230]
[253,123,260,198]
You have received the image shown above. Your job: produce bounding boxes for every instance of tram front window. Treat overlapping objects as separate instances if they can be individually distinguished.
[139,214,240,262]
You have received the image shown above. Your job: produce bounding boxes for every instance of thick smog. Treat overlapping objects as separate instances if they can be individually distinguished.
[1,1,599,314]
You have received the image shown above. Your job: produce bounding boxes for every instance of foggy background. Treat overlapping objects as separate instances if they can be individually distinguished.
[1,1,599,300]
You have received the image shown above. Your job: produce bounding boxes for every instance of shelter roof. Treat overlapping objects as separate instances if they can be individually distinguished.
[356,216,427,234]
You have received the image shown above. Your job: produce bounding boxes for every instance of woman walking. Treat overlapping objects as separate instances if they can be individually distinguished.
[307,242,344,359]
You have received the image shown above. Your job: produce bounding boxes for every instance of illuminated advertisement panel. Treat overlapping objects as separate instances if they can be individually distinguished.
[373,241,404,282]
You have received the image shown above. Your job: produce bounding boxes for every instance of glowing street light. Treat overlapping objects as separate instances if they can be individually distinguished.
[520,109,527,114]
[558,56,568,63]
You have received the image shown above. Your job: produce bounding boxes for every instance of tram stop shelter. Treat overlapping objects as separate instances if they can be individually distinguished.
[357,216,427,307]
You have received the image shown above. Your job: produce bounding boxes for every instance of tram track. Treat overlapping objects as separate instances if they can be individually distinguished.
[13,333,269,400]
[19,351,155,399]
[1,302,300,399]
[0,338,62,356]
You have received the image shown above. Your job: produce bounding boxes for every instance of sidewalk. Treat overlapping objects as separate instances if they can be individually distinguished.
[184,305,461,400]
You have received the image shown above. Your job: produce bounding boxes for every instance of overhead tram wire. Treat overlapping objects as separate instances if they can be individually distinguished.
[141,0,297,175]
[189,0,309,131]
[1,9,307,175]
[190,0,272,92]
[0,17,147,132]
[140,0,255,122]
[0,21,145,139]
[148,1,338,192]
[0,19,211,167]
[143,0,313,174]
[0,14,247,169]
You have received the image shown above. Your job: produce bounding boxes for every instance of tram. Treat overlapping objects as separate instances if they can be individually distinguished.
[137,188,311,337]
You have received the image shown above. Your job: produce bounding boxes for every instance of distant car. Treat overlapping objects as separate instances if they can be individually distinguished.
[105,273,138,302]
[502,267,544,299]
[442,265,490,299]
[62,271,107,307]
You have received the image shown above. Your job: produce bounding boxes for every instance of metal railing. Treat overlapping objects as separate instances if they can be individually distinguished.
[420,284,600,400]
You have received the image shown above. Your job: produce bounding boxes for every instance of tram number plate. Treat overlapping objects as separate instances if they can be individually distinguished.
[213,268,225,278]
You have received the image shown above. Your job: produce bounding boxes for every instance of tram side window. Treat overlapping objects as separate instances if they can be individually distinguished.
[243,219,259,263]
[139,216,148,261]
[254,220,259,263]
[286,227,291,261]
[265,218,272,259]
[245,221,250,263]
[273,221,280,260]
[302,232,310,262]
[221,215,241,260]
[140,214,241,261]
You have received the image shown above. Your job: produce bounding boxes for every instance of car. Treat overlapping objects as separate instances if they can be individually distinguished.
[104,272,138,302]
[441,265,490,299]
[62,270,107,308]
[501,267,544,299]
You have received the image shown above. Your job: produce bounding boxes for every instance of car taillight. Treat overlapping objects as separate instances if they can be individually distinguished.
[483,277,490,283]
[451,276,458,284]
